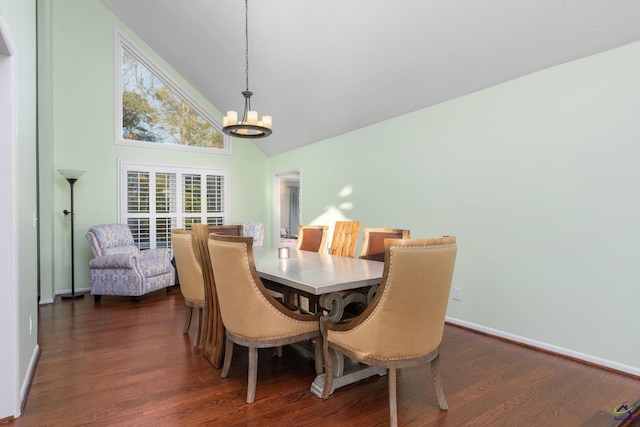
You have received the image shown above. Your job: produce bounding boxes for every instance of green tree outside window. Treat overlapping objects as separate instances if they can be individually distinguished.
[121,47,225,149]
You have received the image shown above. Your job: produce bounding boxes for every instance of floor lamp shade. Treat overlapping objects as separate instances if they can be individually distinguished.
[58,169,86,299]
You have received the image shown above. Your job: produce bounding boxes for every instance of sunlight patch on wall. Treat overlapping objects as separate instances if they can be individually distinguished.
[309,185,357,247]
[338,185,353,198]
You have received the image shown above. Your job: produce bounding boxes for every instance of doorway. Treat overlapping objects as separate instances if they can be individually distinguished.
[272,169,300,246]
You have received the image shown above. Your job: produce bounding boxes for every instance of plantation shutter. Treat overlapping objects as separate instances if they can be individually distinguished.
[120,162,229,249]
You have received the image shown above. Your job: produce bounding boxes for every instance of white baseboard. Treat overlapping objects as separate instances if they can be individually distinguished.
[39,287,91,305]
[40,286,91,305]
[19,345,40,416]
[446,316,640,377]
[53,286,90,296]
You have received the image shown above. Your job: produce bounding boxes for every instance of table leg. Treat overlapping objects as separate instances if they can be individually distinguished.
[311,366,387,398]
[319,291,367,322]
[311,291,387,397]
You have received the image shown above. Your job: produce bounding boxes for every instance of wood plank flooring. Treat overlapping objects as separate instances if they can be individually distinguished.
[6,287,640,426]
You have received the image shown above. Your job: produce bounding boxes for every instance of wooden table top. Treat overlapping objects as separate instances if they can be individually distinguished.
[252,246,384,295]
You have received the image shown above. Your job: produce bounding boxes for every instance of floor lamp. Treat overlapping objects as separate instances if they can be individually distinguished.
[58,169,86,299]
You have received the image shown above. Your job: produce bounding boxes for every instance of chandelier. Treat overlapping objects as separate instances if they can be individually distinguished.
[222,0,272,138]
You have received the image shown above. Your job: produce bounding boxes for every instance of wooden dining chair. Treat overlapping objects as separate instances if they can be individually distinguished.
[209,224,243,237]
[191,224,224,369]
[171,229,205,347]
[359,228,410,262]
[328,220,361,258]
[208,234,323,403]
[192,223,244,367]
[321,236,458,427]
[296,225,329,253]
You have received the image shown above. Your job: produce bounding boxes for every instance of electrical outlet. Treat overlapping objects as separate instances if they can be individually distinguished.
[29,315,33,334]
[453,287,462,301]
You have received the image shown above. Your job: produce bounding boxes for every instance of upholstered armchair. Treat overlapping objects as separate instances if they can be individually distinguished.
[86,224,175,302]
[233,221,265,246]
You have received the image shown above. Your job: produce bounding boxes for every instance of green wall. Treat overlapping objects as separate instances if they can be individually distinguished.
[269,41,640,372]
[44,0,270,300]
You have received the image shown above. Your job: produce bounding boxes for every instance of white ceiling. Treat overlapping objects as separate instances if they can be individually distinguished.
[101,0,640,156]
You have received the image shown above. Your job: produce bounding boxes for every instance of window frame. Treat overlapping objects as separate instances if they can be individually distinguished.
[114,29,231,155]
[118,159,231,249]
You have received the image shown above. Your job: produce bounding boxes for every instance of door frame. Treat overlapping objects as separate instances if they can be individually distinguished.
[272,169,300,246]
[0,13,20,418]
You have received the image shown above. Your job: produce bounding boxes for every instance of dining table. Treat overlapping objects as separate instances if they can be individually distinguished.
[252,245,388,398]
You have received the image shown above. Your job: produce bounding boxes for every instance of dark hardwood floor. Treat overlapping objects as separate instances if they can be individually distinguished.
[7,287,640,426]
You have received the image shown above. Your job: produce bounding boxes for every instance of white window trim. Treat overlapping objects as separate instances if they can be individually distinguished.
[118,159,231,248]
[114,28,231,155]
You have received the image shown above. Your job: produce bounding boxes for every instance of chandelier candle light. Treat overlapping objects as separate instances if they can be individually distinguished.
[222,0,272,138]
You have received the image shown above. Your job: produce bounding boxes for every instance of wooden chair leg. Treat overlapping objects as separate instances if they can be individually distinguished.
[194,306,203,347]
[221,336,233,378]
[430,354,448,410]
[322,345,334,399]
[388,361,398,427]
[314,336,323,375]
[247,344,258,404]
[183,305,193,334]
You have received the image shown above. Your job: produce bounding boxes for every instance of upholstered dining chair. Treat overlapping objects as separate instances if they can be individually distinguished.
[328,220,361,258]
[359,228,411,262]
[296,225,329,253]
[321,236,457,427]
[171,229,205,347]
[208,234,323,404]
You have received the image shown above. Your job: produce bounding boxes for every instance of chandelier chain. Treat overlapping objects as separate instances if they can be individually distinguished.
[245,0,250,92]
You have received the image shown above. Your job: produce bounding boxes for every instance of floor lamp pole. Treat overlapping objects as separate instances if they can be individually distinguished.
[58,169,86,299]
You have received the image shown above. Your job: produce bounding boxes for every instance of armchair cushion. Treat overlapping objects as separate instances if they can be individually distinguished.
[89,253,138,270]
[138,247,173,262]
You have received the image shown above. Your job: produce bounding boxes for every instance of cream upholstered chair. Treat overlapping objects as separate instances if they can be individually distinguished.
[296,225,328,253]
[359,228,410,262]
[321,236,457,427]
[171,229,205,347]
[328,220,361,257]
[208,234,323,404]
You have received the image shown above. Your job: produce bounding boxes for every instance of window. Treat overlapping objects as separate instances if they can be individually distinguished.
[115,30,230,154]
[119,161,230,249]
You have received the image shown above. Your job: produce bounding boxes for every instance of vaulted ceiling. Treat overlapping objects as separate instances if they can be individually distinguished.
[101,0,640,156]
